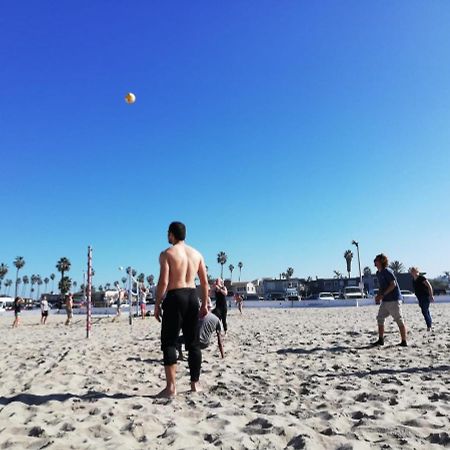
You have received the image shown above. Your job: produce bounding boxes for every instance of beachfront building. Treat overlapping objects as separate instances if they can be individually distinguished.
[262,278,303,300]
[223,280,256,297]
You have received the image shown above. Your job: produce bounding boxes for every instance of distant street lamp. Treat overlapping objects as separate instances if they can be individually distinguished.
[352,240,363,307]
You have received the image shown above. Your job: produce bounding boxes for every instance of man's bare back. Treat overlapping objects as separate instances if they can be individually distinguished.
[163,243,202,291]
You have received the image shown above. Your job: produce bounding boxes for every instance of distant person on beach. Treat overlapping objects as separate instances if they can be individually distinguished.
[234,293,243,314]
[154,221,209,398]
[112,286,123,322]
[212,278,228,333]
[372,254,407,347]
[40,296,49,325]
[12,297,23,328]
[410,267,434,331]
[65,293,73,326]
[139,285,147,319]
[177,299,224,360]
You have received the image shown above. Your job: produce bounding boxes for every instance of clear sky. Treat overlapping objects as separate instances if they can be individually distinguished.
[1,1,450,287]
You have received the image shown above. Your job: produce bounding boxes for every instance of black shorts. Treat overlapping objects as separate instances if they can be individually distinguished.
[41,311,49,317]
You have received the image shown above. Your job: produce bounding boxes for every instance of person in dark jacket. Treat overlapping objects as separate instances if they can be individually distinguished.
[410,267,434,331]
[212,278,228,333]
[12,297,23,328]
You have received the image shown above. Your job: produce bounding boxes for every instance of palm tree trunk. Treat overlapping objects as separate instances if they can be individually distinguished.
[14,268,19,298]
[220,264,224,279]
[239,269,241,282]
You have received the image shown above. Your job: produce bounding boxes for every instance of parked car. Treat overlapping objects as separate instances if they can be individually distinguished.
[343,286,364,299]
[370,288,379,297]
[400,290,417,300]
[331,292,341,299]
[245,294,259,301]
[269,292,286,301]
[317,292,335,301]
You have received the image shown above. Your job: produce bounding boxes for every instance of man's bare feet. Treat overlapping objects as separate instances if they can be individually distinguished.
[155,387,176,398]
[190,381,202,393]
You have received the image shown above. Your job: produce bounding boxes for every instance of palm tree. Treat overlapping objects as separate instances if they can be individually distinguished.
[56,257,71,295]
[30,274,37,299]
[0,263,8,294]
[59,276,72,295]
[121,276,127,287]
[228,264,235,283]
[333,270,342,279]
[44,277,50,293]
[146,274,155,286]
[344,250,353,278]
[73,281,78,292]
[22,275,29,296]
[286,267,294,279]
[238,261,243,282]
[363,266,372,276]
[13,256,25,298]
[217,252,227,279]
[50,273,55,292]
[98,285,104,292]
[4,279,13,296]
[389,260,405,275]
[36,276,43,300]
[304,276,313,297]
[137,273,145,283]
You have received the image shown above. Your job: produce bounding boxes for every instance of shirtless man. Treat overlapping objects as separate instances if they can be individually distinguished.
[154,221,209,398]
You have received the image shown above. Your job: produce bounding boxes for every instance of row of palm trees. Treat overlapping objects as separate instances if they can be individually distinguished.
[0,256,74,298]
[216,252,244,282]
[0,256,158,299]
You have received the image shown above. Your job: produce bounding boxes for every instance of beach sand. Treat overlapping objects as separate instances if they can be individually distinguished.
[0,303,449,449]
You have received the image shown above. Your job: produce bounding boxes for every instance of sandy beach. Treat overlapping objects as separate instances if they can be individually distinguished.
[0,303,449,449]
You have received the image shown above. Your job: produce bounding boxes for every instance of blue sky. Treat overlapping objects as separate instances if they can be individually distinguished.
[1,1,449,287]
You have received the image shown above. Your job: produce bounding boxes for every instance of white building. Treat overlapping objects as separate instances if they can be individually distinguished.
[229,281,256,296]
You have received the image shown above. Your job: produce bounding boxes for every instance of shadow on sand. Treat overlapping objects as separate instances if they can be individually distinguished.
[126,356,162,364]
[276,345,368,355]
[332,364,450,379]
[0,391,134,406]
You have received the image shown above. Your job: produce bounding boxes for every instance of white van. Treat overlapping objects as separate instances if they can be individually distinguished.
[343,286,364,299]
[0,296,14,310]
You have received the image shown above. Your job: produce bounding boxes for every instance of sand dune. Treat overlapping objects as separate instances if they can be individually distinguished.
[0,304,449,449]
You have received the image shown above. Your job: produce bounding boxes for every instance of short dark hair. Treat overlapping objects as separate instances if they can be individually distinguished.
[168,222,186,241]
[374,253,388,269]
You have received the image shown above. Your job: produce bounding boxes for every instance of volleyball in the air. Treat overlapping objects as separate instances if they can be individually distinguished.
[125,92,136,104]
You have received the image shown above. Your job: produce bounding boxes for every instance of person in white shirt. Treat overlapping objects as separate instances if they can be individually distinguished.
[41,296,49,325]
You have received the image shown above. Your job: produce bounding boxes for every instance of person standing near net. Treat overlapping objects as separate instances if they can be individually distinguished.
[212,278,228,333]
[154,221,209,398]
[139,285,147,319]
[65,293,73,326]
[40,296,49,325]
[410,267,434,331]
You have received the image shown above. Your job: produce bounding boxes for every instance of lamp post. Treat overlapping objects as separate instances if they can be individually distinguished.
[352,240,363,307]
